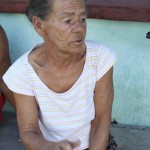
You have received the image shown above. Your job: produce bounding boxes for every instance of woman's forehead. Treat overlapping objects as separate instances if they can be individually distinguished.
[52,0,86,11]
[51,0,86,16]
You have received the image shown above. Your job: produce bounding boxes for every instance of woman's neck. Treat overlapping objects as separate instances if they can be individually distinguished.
[43,43,86,70]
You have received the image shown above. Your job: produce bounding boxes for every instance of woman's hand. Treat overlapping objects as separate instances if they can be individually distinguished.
[58,140,80,150]
[46,140,80,150]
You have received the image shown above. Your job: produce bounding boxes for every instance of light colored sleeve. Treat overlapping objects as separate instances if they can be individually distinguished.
[2,59,34,96]
[96,46,117,81]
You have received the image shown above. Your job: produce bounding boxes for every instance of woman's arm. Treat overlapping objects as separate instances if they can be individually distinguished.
[89,67,114,150]
[14,93,80,150]
[14,93,51,150]
[0,25,16,109]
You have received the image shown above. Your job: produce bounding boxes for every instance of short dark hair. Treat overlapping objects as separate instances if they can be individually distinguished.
[26,0,87,23]
[26,0,53,22]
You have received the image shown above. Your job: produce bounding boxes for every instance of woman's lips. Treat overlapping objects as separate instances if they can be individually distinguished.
[71,39,84,45]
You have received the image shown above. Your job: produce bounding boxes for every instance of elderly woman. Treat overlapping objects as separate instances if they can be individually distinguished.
[3,0,117,149]
[0,26,16,121]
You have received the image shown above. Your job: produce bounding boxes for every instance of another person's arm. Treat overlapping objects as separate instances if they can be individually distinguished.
[0,26,16,109]
[14,93,80,150]
[89,67,114,150]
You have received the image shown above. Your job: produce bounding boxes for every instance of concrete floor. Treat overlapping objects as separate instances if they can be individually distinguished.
[0,112,25,150]
[111,126,150,150]
[0,112,150,150]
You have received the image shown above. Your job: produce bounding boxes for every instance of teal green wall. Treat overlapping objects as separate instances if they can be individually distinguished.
[0,13,150,126]
[86,19,150,127]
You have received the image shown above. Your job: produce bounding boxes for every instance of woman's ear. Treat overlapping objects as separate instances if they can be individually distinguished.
[32,16,45,36]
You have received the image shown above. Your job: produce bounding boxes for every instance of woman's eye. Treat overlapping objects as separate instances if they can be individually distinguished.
[80,18,86,23]
[65,20,71,24]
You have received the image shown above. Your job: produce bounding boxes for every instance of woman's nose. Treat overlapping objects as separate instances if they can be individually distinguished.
[72,21,85,33]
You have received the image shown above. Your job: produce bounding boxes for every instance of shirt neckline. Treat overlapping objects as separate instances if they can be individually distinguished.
[26,44,88,96]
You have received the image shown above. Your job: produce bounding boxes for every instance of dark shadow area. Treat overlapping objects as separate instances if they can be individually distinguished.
[0,112,25,150]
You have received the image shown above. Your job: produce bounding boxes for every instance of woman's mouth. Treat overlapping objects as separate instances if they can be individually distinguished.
[72,39,84,45]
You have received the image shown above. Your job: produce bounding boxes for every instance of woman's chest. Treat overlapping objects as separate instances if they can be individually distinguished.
[33,62,85,93]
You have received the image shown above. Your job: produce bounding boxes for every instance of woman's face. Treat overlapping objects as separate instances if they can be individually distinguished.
[42,0,87,54]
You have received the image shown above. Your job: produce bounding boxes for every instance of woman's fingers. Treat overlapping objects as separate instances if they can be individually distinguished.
[69,140,81,148]
[59,140,80,150]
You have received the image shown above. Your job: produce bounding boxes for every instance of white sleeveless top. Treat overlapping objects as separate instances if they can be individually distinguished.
[3,40,116,150]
